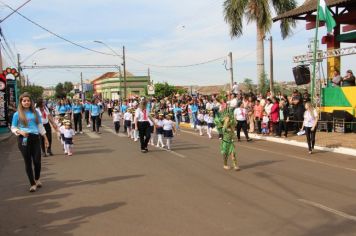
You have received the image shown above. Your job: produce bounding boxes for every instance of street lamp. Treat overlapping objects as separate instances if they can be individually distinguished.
[93,40,127,99]
[18,47,46,83]
[20,48,46,64]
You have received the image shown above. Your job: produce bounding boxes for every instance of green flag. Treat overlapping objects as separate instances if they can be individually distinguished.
[318,0,337,33]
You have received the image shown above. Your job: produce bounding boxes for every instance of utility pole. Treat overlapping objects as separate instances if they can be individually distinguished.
[118,66,122,100]
[148,67,151,84]
[26,75,29,86]
[80,72,84,101]
[17,53,22,86]
[123,46,127,99]
[269,36,274,96]
[228,52,234,89]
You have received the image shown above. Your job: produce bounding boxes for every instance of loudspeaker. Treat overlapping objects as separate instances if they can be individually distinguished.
[293,65,311,85]
[333,110,354,122]
[320,112,333,121]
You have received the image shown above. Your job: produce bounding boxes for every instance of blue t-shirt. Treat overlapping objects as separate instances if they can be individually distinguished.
[73,104,83,114]
[173,107,182,114]
[65,104,72,112]
[90,104,101,116]
[190,104,198,113]
[84,103,91,111]
[56,105,67,114]
[121,104,127,113]
[12,110,42,134]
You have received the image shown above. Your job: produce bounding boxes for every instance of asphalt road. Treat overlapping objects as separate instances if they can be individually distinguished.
[1,116,356,236]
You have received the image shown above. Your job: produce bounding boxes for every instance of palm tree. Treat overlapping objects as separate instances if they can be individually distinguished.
[224,0,297,91]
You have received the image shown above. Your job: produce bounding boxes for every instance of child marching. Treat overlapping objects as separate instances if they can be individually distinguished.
[113,108,122,134]
[123,108,133,138]
[205,111,215,139]
[163,114,176,150]
[155,113,165,148]
[63,121,75,156]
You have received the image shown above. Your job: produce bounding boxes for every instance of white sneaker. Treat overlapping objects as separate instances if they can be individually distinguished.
[134,139,138,142]
[156,144,160,147]
[36,180,42,188]
[29,185,37,192]
[80,131,83,134]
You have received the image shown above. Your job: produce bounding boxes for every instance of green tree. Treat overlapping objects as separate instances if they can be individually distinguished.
[243,78,255,92]
[258,73,270,95]
[154,82,176,98]
[55,83,66,98]
[63,81,74,94]
[20,85,44,102]
[223,0,297,87]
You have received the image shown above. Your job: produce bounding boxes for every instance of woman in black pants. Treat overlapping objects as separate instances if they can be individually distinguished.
[301,102,318,154]
[11,93,49,192]
[36,99,58,156]
[134,99,152,153]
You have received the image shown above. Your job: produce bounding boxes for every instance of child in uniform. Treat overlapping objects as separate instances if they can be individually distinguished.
[113,108,122,134]
[155,113,165,148]
[63,121,75,156]
[205,111,215,139]
[124,108,133,138]
[163,114,176,150]
[197,109,205,136]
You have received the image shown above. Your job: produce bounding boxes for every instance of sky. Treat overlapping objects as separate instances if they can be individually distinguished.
[0,0,354,87]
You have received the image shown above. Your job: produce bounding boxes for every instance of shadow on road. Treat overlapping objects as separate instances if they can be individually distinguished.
[0,174,144,235]
[241,160,282,170]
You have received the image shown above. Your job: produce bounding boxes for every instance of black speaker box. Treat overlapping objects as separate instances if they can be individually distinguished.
[293,65,311,85]
[333,110,354,122]
[320,112,333,121]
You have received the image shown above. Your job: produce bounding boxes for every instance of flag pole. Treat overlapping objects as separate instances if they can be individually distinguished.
[311,0,321,104]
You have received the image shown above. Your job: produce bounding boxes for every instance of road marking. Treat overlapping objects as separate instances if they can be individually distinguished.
[298,199,356,222]
[102,125,128,137]
[155,146,186,158]
[84,129,100,139]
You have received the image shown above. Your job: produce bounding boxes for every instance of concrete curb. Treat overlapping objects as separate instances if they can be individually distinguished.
[246,133,356,157]
[179,122,356,157]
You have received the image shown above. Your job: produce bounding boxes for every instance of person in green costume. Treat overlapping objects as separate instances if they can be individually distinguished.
[217,110,240,171]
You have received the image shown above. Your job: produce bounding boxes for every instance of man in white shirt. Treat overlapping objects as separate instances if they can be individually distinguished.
[234,102,252,142]
[231,82,239,94]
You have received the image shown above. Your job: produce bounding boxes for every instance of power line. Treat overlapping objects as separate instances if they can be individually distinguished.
[127,55,226,68]
[0,41,16,67]
[0,1,118,57]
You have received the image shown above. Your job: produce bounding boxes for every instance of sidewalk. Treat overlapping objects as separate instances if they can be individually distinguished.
[180,123,356,157]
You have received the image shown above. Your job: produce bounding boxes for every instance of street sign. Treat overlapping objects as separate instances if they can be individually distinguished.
[147,84,155,95]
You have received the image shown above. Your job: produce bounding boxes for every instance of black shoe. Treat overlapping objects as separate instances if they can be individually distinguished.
[145,148,149,152]
[247,138,252,142]
[42,152,47,157]
[47,150,53,156]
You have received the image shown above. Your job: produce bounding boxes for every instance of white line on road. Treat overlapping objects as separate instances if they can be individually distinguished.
[181,129,356,173]
[298,199,356,222]
[155,146,186,158]
[84,129,100,139]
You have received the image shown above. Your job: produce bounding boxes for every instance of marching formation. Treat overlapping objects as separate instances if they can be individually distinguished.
[10,84,321,192]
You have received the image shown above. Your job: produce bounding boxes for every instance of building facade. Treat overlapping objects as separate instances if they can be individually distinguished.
[91,72,150,100]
